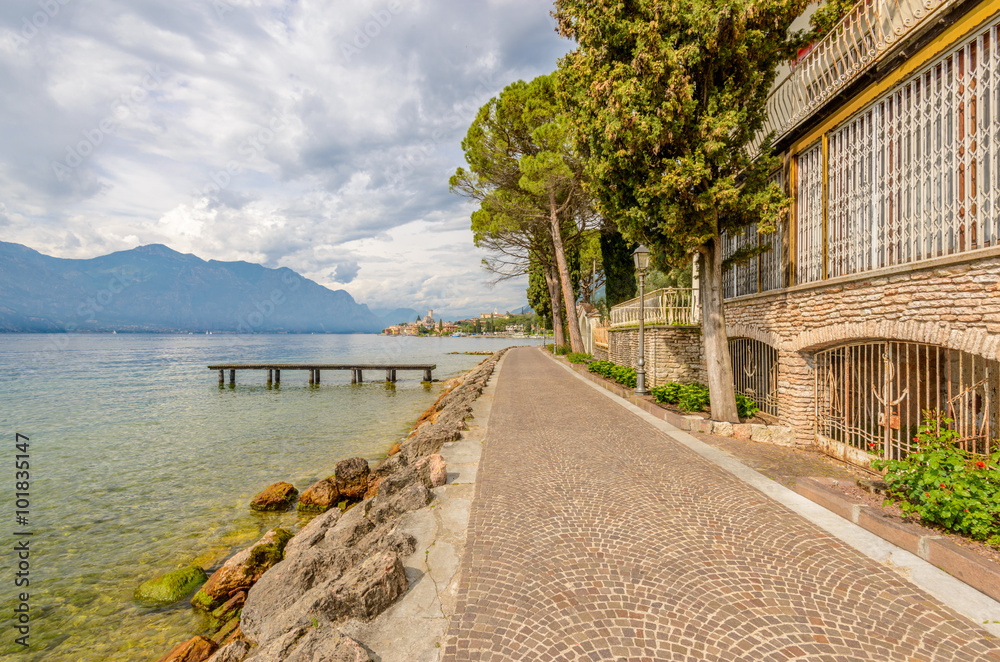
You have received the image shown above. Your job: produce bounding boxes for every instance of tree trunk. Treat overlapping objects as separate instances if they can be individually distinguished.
[543,263,565,347]
[699,238,739,423]
[549,191,584,353]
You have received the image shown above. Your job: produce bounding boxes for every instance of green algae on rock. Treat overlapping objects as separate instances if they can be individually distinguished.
[191,528,293,612]
[249,482,299,511]
[134,566,207,605]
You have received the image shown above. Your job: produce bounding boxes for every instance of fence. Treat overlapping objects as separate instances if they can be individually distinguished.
[752,0,953,155]
[609,288,699,328]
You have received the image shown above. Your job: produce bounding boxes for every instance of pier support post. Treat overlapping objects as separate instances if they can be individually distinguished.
[219,369,224,386]
[392,369,397,382]
[267,369,272,385]
[357,369,363,383]
[309,369,314,385]
[275,369,280,384]
[229,369,236,385]
[351,369,357,384]
[385,369,391,382]
[315,369,320,384]
[423,369,432,382]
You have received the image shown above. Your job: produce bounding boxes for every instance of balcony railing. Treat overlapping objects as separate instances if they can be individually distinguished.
[609,288,699,328]
[751,0,954,155]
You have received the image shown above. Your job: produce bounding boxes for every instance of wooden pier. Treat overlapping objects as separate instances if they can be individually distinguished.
[207,363,436,386]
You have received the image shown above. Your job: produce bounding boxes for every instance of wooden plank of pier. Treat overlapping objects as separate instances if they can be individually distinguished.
[208,363,436,385]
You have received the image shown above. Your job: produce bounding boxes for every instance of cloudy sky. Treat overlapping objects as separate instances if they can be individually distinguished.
[0,0,571,319]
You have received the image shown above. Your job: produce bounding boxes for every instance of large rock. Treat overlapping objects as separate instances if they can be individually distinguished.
[135,565,207,604]
[246,627,372,662]
[247,551,408,643]
[156,636,218,662]
[297,478,339,513]
[413,454,447,488]
[284,507,342,558]
[205,640,251,662]
[242,523,416,645]
[368,482,432,525]
[250,482,298,512]
[334,457,370,500]
[192,528,292,611]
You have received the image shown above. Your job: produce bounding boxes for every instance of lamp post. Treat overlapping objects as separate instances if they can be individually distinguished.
[632,244,650,395]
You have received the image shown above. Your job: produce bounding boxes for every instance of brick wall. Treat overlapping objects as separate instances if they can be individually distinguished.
[723,251,1000,445]
[609,326,707,386]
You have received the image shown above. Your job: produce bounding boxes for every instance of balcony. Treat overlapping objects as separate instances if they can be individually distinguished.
[751,0,954,155]
[609,288,700,328]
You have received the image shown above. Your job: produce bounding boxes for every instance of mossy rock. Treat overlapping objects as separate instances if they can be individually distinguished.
[245,528,293,572]
[250,482,298,512]
[134,566,207,605]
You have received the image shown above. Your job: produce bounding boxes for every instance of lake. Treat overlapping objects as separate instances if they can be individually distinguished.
[0,333,537,660]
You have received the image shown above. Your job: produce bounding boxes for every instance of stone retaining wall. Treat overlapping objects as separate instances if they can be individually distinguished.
[608,325,707,387]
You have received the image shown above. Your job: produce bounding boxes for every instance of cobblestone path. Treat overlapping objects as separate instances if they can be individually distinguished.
[442,348,1000,661]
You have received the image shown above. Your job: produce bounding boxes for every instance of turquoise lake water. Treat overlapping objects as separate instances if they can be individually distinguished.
[0,333,536,661]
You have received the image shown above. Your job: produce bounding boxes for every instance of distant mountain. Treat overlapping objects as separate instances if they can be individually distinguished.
[376,308,420,327]
[0,242,384,333]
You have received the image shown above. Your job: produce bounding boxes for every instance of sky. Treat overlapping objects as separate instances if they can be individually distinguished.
[0,0,572,319]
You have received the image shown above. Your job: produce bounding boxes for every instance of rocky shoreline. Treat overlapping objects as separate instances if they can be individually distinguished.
[152,349,508,662]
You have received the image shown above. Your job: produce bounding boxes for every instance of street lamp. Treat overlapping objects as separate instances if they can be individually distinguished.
[633,244,650,395]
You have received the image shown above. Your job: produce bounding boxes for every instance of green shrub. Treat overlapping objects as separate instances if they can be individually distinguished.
[567,352,592,364]
[587,360,637,388]
[651,382,682,405]
[872,416,1000,545]
[554,344,572,355]
[678,383,710,412]
[735,394,760,419]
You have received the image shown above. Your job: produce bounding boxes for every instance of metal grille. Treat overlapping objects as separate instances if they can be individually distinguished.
[827,18,1000,276]
[730,338,779,416]
[796,143,824,284]
[816,341,999,460]
[722,170,786,299]
[721,223,759,299]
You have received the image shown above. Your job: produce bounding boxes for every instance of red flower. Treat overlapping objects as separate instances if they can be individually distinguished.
[977,461,986,468]
[940,483,945,489]
[924,492,930,497]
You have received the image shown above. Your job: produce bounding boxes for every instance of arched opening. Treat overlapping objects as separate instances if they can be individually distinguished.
[815,341,999,462]
[729,337,779,417]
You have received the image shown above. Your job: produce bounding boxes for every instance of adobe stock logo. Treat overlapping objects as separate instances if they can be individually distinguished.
[7,0,73,48]
[341,1,403,62]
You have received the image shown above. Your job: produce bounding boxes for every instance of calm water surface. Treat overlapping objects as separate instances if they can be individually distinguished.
[0,333,535,660]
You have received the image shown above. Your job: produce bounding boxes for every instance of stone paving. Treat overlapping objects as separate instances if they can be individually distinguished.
[442,347,1000,661]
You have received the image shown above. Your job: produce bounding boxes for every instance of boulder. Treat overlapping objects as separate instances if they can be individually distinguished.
[205,641,251,662]
[334,457,370,500]
[297,478,339,513]
[156,635,218,662]
[248,551,408,643]
[368,482,433,525]
[135,565,207,604]
[246,627,372,662]
[250,482,298,512]
[413,453,447,488]
[210,591,246,623]
[283,507,342,558]
[192,528,293,611]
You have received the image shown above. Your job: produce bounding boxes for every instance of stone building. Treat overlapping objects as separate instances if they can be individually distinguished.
[605,0,1000,469]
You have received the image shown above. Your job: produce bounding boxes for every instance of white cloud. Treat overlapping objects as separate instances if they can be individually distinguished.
[0,0,570,318]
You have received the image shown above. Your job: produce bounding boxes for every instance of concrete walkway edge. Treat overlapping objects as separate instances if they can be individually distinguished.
[541,348,1000,637]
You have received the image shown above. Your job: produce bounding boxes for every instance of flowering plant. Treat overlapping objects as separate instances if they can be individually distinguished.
[871,414,1000,547]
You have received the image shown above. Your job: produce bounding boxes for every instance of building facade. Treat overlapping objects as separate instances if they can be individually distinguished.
[718,0,1000,466]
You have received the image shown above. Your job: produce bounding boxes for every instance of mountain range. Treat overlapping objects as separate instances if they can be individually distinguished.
[0,242,417,333]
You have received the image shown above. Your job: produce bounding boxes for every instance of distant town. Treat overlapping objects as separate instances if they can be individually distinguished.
[381,309,546,338]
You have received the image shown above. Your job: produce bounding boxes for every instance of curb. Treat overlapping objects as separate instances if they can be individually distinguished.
[546,351,794,445]
[796,476,1000,604]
